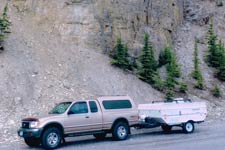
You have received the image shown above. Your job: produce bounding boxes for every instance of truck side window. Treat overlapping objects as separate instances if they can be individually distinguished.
[89,101,98,113]
[69,102,88,114]
[102,100,132,109]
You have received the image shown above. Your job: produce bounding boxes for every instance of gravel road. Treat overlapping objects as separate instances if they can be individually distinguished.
[1,120,225,150]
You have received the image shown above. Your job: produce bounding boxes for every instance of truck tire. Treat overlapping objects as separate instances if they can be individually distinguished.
[112,122,129,140]
[41,127,62,149]
[161,125,172,133]
[183,121,195,133]
[93,133,107,140]
[24,138,40,147]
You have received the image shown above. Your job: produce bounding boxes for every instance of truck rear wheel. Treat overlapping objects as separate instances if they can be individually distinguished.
[161,125,172,133]
[112,122,129,140]
[24,138,40,147]
[183,121,195,133]
[41,127,62,149]
[93,133,107,140]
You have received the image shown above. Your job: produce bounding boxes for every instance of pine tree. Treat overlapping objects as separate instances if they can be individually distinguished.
[217,51,225,81]
[0,4,10,42]
[158,46,172,67]
[138,33,158,84]
[163,46,181,88]
[111,38,130,70]
[191,38,204,89]
[207,19,219,68]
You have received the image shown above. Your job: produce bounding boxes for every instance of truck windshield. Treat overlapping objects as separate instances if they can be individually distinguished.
[49,102,72,114]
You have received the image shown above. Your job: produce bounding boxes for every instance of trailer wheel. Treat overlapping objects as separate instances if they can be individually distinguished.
[112,122,129,140]
[161,125,172,133]
[183,121,195,133]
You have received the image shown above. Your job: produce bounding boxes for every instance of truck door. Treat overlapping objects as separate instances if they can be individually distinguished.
[64,101,91,134]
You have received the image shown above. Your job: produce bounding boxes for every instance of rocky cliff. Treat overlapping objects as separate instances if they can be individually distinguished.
[0,0,224,143]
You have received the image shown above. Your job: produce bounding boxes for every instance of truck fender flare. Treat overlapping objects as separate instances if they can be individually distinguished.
[41,122,64,136]
[111,118,130,133]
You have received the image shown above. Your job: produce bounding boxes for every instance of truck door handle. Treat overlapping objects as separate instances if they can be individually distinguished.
[85,116,89,118]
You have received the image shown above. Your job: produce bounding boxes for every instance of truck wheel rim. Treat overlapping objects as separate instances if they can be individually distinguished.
[47,132,59,147]
[117,126,127,138]
[186,123,193,132]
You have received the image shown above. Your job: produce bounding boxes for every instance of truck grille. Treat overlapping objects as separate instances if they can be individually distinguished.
[22,122,29,129]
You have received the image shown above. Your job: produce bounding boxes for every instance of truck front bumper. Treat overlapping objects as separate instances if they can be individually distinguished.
[18,128,43,138]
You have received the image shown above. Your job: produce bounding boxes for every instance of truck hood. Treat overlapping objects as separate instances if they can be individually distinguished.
[22,114,63,122]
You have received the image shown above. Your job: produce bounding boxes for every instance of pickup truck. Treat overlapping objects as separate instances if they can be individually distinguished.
[18,96,207,149]
[18,96,139,149]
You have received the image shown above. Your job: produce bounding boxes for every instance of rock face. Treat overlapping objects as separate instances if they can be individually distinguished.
[0,0,224,143]
[9,0,184,53]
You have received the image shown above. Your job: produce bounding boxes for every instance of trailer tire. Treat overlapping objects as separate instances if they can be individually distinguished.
[183,121,195,133]
[161,125,172,133]
[112,122,129,140]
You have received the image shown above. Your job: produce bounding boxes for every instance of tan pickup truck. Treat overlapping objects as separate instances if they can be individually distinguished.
[18,96,139,149]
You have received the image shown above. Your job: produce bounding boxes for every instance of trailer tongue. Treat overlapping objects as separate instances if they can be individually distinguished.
[137,98,207,133]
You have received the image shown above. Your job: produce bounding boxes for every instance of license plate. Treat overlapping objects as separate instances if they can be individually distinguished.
[19,131,23,136]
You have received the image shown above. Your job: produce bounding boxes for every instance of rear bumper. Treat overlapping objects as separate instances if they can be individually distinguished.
[18,128,43,138]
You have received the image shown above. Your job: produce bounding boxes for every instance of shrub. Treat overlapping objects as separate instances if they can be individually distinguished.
[211,85,222,98]
[152,74,165,91]
[165,90,175,101]
[179,82,188,93]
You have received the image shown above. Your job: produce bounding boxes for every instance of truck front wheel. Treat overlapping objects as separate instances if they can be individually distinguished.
[183,121,195,133]
[24,138,40,147]
[112,122,129,140]
[41,127,62,149]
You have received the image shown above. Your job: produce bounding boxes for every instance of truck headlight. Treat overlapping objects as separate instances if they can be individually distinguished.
[29,121,39,128]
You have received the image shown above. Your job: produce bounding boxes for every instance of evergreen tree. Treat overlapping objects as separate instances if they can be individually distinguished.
[207,19,219,68]
[163,46,181,88]
[138,33,158,84]
[191,38,204,89]
[217,52,225,81]
[158,46,172,67]
[111,38,130,70]
[0,4,10,42]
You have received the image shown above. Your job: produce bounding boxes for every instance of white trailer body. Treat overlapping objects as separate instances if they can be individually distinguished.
[138,101,207,126]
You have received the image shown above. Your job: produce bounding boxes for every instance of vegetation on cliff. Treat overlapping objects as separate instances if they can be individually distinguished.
[0,4,10,51]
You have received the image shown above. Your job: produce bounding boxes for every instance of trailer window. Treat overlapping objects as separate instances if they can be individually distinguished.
[102,100,132,109]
